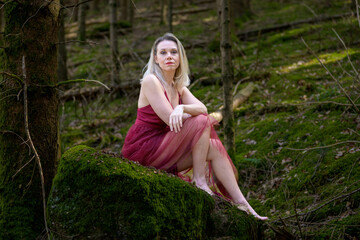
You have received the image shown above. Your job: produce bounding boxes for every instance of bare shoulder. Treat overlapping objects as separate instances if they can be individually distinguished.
[142,74,160,87]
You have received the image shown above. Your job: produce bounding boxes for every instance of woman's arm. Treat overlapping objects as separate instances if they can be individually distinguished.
[141,75,174,125]
[179,87,208,116]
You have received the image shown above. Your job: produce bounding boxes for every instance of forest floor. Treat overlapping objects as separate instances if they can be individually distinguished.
[60,0,360,238]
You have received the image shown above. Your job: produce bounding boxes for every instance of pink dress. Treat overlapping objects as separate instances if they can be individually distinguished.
[121,89,238,199]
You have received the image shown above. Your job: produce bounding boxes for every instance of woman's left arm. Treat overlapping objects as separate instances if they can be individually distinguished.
[180,87,207,116]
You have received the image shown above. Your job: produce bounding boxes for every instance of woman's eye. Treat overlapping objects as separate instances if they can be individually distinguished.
[171,51,178,54]
[160,51,166,55]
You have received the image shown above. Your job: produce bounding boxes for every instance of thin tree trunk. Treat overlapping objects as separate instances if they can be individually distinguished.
[230,0,252,19]
[0,8,3,42]
[90,0,100,11]
[110,0,119,85]
[78,1,86,43]
[160,0,165,25]
[58,5,68,83]
[73,0,79,22]
[168,0,173,32]
[120,0,128,21]
[0,0,60,238]
[127,0,134,27]
[219,0,235,159]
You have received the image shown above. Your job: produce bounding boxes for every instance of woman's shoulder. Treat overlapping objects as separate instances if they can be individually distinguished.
[142,74,159,85]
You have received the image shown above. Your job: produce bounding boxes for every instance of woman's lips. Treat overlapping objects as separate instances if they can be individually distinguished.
[166,62,174,65]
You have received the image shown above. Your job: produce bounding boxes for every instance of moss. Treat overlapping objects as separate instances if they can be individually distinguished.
[48,145,263,239]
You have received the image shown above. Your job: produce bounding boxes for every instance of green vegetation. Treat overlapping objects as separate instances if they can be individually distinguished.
[57,0,360,238]
[48,145,262,239]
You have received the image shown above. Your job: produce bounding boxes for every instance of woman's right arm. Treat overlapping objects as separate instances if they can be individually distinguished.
[141,75,174,126]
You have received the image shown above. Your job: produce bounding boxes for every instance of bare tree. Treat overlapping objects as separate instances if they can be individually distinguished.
[120,0,128,21]
[0,0,60,238]
[160,0,165,25]
[230,0,252,20]
[219,0,235,158]
[110,0,120,85]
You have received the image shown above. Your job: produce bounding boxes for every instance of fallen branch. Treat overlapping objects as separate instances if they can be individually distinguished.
[285,140,360,151]
[210,83,254,122]
[238,12,353,40]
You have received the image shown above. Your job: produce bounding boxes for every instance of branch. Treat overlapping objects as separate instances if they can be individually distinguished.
[54,40,99,45]
[301,37,360,113]
[22,56,50,239]
[56,79,110,91]
[278,186,360,221]
[285,140,360,151]
[0,71,24,86]
[332,28,360,82]
[61,0,92,9]
[286,101,360,107]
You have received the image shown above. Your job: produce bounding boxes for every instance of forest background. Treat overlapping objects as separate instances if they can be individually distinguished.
[0,0,360,239]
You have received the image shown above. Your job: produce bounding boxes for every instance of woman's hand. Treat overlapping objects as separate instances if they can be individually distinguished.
[169,104,184,133]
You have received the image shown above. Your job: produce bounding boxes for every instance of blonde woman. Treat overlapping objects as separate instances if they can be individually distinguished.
[122,33,268,221]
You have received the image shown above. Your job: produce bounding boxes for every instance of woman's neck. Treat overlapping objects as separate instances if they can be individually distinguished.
[162,70,175,85]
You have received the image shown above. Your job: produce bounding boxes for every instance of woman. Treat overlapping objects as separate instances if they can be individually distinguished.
[122,33,268,221]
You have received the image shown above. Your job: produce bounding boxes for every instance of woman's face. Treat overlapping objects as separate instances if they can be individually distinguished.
[155,40,180,72]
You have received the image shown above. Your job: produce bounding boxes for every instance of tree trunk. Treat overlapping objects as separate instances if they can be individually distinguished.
[219,0,235,159]
[120,0,128,21]
[91,0,100,11]
[110,0,119,85]
[127,0,134,27]
[58,5,68,83]
[160,0,165,25]
[0,8,4,41]
[78,1,87,43]
[230,0,252,19]
[168,0,173,32]
[73,0,79,22]
[0,0,60,239]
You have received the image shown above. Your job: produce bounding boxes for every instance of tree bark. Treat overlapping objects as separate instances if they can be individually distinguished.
[219,0,235,159]
[78,0,87,43]
[230,0,252,19]
[110,0,119,85]
[0,0,60,238]
[120,0,128,21]
[160,0,165,25]
[90,0,100,11]
[168,0,173,32]
[0,8,4,42]
[58,4,68,83]
[127,0,134,27]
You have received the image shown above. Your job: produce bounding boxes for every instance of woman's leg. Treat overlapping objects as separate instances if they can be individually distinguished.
[208,139,268,220]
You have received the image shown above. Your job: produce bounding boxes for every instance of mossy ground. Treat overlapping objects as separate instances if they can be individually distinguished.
[59,0,360,238]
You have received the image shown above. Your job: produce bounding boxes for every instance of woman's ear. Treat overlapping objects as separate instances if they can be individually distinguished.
[154,55,158,64]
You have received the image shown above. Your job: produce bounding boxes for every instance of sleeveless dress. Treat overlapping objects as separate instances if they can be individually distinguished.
[121,85,238,199]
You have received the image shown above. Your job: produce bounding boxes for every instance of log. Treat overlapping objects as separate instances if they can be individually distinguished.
[210,83,254,122]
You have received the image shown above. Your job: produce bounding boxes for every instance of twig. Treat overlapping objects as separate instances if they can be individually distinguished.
[12,155,35,178]
[61,0,92,9]
[287,101,360,107]
[56,79,110,91]
[301,37,360,113]
[277,186,360,222]
[232,76,250,96]
[22,56,50,240]
[332,28,359,81]
[0,71,24,86]
[0,130,31,153]
[294,202,304,239]
[21,1,47,32]
[285,140,360,151]
[348,128,360,137]
[54,40,99,45]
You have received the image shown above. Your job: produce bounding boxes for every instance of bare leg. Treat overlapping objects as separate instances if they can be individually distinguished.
[190,126,213,195]
[208,140,268,221]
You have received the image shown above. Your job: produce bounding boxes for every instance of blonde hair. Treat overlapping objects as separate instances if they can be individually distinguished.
[141,33,190,90]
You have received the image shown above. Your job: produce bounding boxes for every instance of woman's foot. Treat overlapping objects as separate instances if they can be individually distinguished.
[192,180,214,195]
[235,203,268,221]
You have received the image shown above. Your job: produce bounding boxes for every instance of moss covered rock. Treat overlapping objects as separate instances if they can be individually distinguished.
[48,145,263,239]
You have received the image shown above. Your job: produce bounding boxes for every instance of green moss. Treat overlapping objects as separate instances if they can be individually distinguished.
[48,145,262,239]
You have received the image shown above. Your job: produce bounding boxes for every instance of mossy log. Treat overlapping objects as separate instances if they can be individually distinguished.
[48,145,263,239]
[210,83,255,122]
